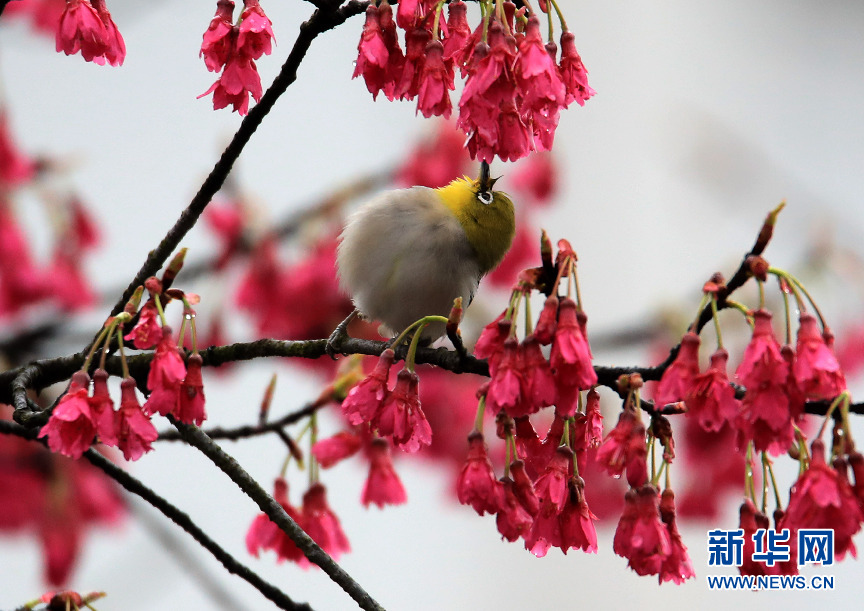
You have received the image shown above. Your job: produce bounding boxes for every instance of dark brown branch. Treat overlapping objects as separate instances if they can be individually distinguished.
[0,420,312,611]
[157,401,321,442]
[168,418,384,611]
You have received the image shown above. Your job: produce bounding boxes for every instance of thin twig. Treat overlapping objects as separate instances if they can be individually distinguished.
[157,401,321,442]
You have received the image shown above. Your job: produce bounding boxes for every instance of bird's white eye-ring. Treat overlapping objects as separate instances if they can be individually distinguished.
[477,191,493,205]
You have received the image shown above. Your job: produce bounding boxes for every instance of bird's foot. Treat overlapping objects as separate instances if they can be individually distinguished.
[325,309,359,359]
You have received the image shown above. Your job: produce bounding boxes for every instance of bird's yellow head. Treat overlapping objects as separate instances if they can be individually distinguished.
[436,163,516,274]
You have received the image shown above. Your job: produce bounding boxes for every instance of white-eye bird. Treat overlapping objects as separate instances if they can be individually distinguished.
[336,162,516,342]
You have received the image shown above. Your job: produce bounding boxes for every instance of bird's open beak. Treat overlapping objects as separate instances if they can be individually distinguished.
[479,161,499,192]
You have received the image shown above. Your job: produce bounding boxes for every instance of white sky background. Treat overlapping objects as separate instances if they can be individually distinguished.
[2,0,864,609]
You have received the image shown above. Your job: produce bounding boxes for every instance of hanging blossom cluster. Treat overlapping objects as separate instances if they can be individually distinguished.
[243,356,409,567]
[38,251,208,462]
[54,0,125,65]
[198,0,275,115]
[437,207,861,583]
[647,241,862,576]
[353,0,593,162]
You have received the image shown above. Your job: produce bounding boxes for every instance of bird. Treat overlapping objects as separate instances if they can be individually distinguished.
[335,161,516,344]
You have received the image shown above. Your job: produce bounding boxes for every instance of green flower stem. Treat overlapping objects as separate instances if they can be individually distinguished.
[548,0,568,31]
[690,292,711,333]
[710,296,724,349]
[405,322,429,372]
[116,327,130,379]
[431,0,444,39]
[571,262,584,309]
[776,268,828,330]
[473,396,486,433]
[745,442,756,504]
[763,452,782,509]
[153,290,168,327]
[779,276,793,345]
[816,392,847,440]
[523,293,534,336]
[82,326,110,372]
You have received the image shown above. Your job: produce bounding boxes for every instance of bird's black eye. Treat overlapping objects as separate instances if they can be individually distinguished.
[477,191,493,205]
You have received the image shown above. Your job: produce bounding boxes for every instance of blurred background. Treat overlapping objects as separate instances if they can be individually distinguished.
[2,0,864,609]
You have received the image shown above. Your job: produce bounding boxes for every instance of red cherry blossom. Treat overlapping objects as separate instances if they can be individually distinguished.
[486,337,528,417]
[91,0,124,66]
[613,485,672,576]
[738,498,779,576]
[245,477,305,563]
[143,327,186,418]
[441,1,471,68]
[312,431,363,468]
[56,0,107,63]
[396,26,432,101]
[558,479,599,554]
[595,409,648,488]
[793,313,846,400]
[496,98,533,162]
[200,0,235,72]
[177,353,207,425]
[38,371,96,459]
[301,483,350,563]
[654,331,700,409]
[533,294,558,345]
[550,298,598,396]
[88,369,117,446]
[658,489,695,584]
[521,335,557,413]
[735,309,795,455]
[362,438,407,508]
[114,377,158,461]
[374,369,432,453]
[342,349,394,426]
[473,313,511,367]
[558,31,595,107]
[457,432,505,515]
[496,478,534,542]
[124,300,162,349]
[416,41,454,118]
[533,446,573,517]
[782,439,863,560]
[509,459,540,516]
[352,5,392,100]
[237,0,274,60]
[685,348,740,433]
[200,55,263,115]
